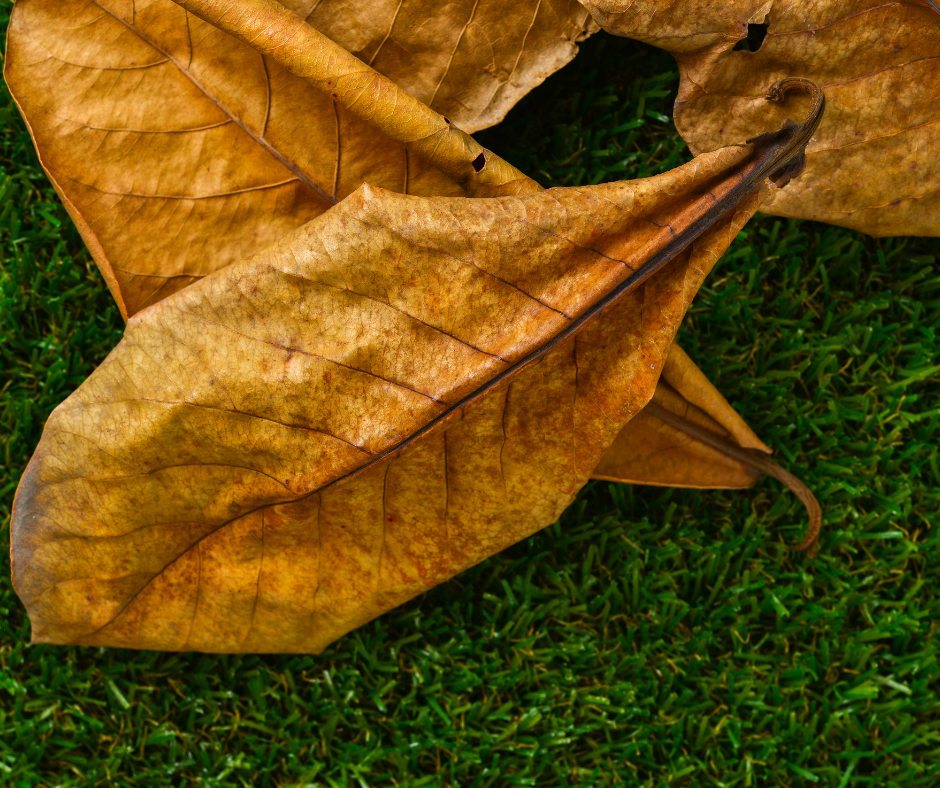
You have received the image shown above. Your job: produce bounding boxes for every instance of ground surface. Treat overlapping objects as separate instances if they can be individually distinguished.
[2,8,939,787]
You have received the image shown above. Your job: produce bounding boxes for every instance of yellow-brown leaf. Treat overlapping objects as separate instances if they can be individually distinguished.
[582,0,940,236]
[5,0,588,316]
[12,147,765,653]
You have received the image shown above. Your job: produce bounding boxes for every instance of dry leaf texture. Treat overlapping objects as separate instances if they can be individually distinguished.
[167,0,534,196]
[286,0,598,133]
[12,147,763,653]
[6,0,585,316]
[581,0,940,236]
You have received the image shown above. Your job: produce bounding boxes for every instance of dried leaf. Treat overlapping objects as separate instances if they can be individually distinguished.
[9,0,823,652]
[12,145,775,653]
[7,0,776,493]
[581,0,940,236]
[6,0,570,317]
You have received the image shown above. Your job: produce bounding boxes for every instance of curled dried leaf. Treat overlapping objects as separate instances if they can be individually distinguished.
[582,0,940,236]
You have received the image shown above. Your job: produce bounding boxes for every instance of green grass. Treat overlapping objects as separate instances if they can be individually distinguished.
[2,13,940,788]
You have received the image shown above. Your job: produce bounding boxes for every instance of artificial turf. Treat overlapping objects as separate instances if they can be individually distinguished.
[2,8,939,786]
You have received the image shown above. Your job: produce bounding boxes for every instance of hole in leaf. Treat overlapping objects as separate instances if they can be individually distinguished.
[733,23,768,52]
[472,152,486,173]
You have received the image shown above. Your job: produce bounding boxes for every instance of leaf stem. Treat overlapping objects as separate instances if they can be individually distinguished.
[643,401,822,555]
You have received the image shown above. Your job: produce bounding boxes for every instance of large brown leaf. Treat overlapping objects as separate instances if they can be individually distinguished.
[12,145,775,653]
[581,0,940,236]
[6,0,783,494]
[6,0,587,316]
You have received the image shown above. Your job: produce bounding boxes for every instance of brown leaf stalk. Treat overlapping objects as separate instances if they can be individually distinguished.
[644,402,822,554]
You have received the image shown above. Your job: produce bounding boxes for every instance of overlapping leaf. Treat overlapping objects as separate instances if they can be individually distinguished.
[6,0,778,493]
[5,0,592,317]
[581,0,940,236]
[12,147,766,653]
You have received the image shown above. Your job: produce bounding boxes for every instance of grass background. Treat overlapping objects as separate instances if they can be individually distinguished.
[2,7,939,786]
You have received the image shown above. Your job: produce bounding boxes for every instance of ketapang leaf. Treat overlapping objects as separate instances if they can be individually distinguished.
[5,0,574,317]
[581,0,940,236]
[13,134,804,652]
[6,0,801,496]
